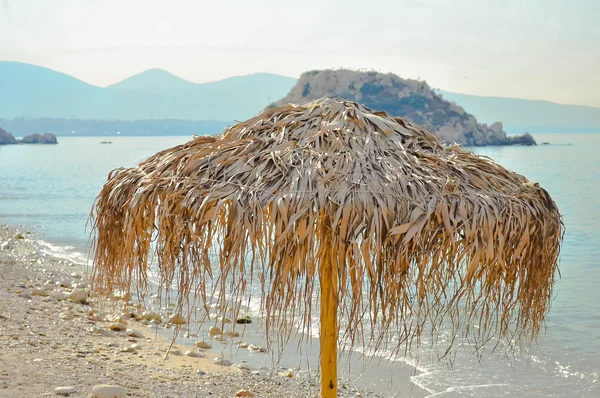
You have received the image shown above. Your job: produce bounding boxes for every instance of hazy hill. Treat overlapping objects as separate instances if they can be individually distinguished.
[271,70,534,146]
[2,61,598,136]
[0,62,295,121]
[437,90,600,133]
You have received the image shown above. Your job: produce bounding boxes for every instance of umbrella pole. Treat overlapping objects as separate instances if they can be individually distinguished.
[320,238,338,398]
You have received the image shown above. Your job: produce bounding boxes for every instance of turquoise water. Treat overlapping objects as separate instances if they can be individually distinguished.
[1,134,599,396]
[0,136,190,251]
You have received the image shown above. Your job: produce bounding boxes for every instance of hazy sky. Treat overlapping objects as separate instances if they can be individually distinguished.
[1,0,599,107]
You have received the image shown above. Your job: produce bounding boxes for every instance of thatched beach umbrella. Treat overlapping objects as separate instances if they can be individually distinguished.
[91,98,562,397]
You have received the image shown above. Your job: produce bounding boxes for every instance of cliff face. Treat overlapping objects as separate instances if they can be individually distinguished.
[271,70,535,146]
[0,127,17,145]
[19,133,58,144]
[0,126,58,145]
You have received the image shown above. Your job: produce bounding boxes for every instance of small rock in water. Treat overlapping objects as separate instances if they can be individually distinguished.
[185,350,204,358]
[212,357,232,366]
[235,361,252,370]
[31,287,48,297]
[127,329,143,338]
[236,316,252,324]
[91,384,127,398]
[141,311,162,323]
[54,386,76,396]
[208,326,221,336]
[108,322,126,331]
[195,341,212,349]
[235,389,255,397]
[248,344,266,353]
[69,289,87,304]
[225,330,240,338]
[237,341,249,348]
[168,314,186,325]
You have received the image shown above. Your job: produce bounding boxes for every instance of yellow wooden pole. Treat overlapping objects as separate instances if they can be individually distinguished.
[320,235,338,398]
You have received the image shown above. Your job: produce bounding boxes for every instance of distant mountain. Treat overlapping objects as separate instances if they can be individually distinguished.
[0,62,296,121]
[2,61,598,136]
[107,68,199,96]
[271,70,534,146]
[437,91,600,133]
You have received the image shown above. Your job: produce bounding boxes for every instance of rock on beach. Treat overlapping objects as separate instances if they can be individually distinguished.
[91,384,127,398]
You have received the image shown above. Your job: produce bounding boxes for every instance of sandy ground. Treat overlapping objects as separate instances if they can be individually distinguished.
[0,224,426,397]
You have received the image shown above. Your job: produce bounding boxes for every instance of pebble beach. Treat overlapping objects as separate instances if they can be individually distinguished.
[0,223,425,397]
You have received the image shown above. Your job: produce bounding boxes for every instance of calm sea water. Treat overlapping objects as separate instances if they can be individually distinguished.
[1,134,598,397]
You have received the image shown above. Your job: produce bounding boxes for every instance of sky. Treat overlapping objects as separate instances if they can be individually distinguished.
[1,0,599,107]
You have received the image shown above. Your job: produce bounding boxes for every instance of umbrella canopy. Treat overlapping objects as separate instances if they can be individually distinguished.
[91,98,563,397]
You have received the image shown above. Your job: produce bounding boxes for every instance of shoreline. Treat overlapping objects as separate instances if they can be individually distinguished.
[0,222,427,397]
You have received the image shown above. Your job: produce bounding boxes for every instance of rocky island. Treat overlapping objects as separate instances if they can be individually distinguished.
[0,126,58,145]
[271,70,535,146]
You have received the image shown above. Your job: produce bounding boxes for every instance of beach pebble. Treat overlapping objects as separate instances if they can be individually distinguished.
[49,290,67,301]
[58,279,71,288]
[212,357,232,366]
[19,292,33,299]
[185,350,204,358]
[235,389,255,397]
[93,328,115,337]
[58,312,73,320]
[91,384,127,398]
[119,346,136,353]
[108,322,127,331]
[69,289,87,304]
[195,341,212,349]
[70,272,81,279]
[208,326,221,336]
[127,329,143,338]
[169,349,183,356]
[225,330,240,338]
[54,386,76,396]
[31,287,48,296]
[90,314,104,322]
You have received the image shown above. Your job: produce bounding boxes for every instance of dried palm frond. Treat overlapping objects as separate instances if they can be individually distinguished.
[91,98,562,364]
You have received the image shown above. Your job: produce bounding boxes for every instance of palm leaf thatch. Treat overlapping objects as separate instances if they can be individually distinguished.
[91,98,562,397]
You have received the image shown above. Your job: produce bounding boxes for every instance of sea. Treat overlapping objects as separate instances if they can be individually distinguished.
[0,134,598,397]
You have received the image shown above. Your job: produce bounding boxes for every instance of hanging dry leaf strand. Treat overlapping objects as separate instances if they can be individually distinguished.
[91,98,563,354]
